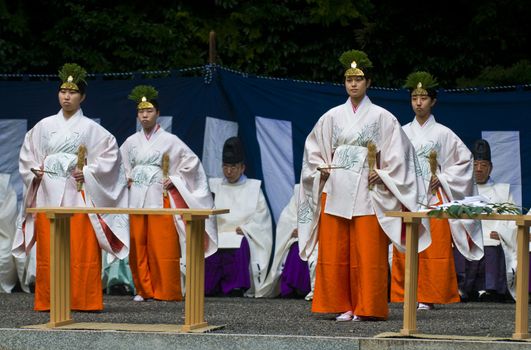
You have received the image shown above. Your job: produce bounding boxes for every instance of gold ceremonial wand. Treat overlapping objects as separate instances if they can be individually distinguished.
[429,150,438,195]
[76,144,86,192]
[367,142,377,190]
[162,153,170,197]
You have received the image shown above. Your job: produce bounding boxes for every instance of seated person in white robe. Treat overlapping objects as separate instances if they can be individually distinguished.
[257,184,311,298]
[206,137,273,297]
[456,139,516,301]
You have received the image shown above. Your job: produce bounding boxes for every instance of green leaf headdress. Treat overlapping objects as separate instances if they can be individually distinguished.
[128,85,159,110]
[58,63,87,92]
[404,71,438,97]
[339,50,373,78]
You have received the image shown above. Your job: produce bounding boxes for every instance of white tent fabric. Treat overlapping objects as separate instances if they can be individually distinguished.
[0,120,29,292]
[0,119,27,203]
[255,116,295,223]
[482,131,522,206]
[202,116,238,178]
[0,174,18,292]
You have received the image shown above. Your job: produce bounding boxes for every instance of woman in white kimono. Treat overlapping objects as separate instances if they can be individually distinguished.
[121,85,216,302]
[391,71,483,311]
[14,63,130,311]
[298,51,429,321]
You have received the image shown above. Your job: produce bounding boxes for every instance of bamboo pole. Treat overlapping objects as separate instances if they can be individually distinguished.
[162,153,169,197]
[367,142,377,190]
[76,145,86,192]
[429,150,437,195]
[209,31,216,64]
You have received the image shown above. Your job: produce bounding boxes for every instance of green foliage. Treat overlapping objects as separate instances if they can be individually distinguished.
[354,0,531,87]
[428,202,522,219]
[456,60,531,87]
[58,63,87,84]
[128,85,158,103]
[0,0,529,87]
[338,50,373,70]
[404,71,438,90]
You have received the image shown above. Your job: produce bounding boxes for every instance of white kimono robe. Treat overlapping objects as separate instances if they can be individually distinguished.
[13,109,129,259]
[298,97,429,260]
[477,180,516,298]
[120,127,217,257]
[209,176,273,297]
[256,184,300,298]
[403,115,483,260]
[0,174,18,292]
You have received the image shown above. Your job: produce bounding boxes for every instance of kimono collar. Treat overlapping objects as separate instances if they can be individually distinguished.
[222,174,248,186]
[349,95,369,114]
[142,124,161,140]
[412,114,436,129]
[477,177,494,187]
[58,108,83,123]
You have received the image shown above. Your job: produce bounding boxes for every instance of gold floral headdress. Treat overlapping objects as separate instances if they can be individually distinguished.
[339,50,373,77]
[404,71,438,96]
[58,63,87,92]
[128,85,159,110]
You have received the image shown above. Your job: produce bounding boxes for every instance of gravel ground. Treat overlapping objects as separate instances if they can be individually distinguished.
[0,292,526,339]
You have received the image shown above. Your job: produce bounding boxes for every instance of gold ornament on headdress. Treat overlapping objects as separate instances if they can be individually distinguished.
[404,71,438,96]
[60,75,80,91]
[339,50,373,78]
[412,82,429,96]
[138,96,155,110]
[128,85,158,110]
[58,63,87,92]
[344,61,365,77]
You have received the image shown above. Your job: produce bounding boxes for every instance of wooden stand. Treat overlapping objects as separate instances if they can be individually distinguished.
[47,213,74,328]
[386,211,530,340]
[182,213,207,331]
[401,215,421,335]
[26,207,228,332]
[513,218,530,339]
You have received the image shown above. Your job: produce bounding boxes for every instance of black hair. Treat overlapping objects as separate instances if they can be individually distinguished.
[426,89,437,99]
[409,88,437,99]
[77,82,87,95]
[361,68,372,81]
[150,99,160,111]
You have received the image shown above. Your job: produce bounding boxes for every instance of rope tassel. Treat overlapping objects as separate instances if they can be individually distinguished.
[76,144,86,192]
[162,153,170,197]
[367,142,377,190]
[429,150,438,195]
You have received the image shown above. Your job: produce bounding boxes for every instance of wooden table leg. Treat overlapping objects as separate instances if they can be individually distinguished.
[513,221,530,340]
[401,217,420,336]
[46,213,74,328]
[182,215,208,332]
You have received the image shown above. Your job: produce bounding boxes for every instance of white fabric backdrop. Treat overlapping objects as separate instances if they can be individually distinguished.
[255,116,295,223]
[202,116,238,178]
[0,119,27,203]
[482,131,522,206]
